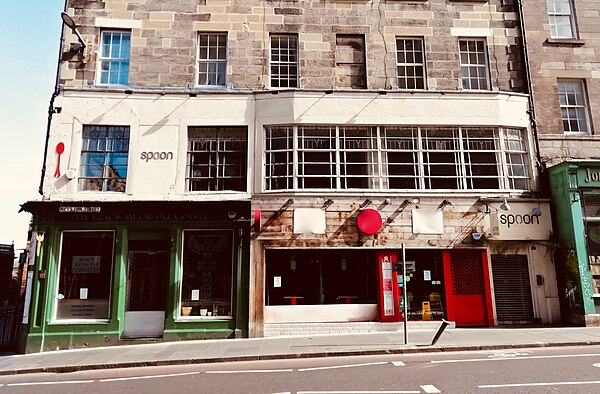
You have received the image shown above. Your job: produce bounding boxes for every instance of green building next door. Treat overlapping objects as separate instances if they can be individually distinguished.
[123,240,169,338]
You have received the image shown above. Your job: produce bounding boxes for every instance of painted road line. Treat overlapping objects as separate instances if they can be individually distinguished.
[420,384,441,393]
[7,380,94,386]
[479,380,600,389]
[99,371,199,382]
[205,369,294,374]
[593,363,600,368]
[392,361,406,367]
[299,361,388,372]
[431,353,600,364]
[297,391,420,394]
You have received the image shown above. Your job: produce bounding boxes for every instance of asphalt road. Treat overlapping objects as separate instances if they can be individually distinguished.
[3,345,600,393]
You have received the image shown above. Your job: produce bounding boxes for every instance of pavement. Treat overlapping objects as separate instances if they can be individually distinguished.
[2,325,600,376]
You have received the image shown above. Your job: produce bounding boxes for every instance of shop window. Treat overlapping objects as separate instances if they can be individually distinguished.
[265,249,378,306]
[98,30,131,85]
[55,231,114,321]
[403,250,446,321]
[459,38,490,91]
[270,34,299,88]
[547,0,577,39]
[79,125,130,192]
[396,37,426,90]
[180,230,234,318]
[558,80,591,134]
[197,32,227,86]
[335,34,366,89]
[265,126,530,192]
[186,126,247,192]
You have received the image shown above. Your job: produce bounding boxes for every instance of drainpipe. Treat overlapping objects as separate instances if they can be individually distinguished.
[517,0,543,175]
[39,0,69,196]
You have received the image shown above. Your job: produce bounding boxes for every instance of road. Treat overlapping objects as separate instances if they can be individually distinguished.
[2,345,600,393]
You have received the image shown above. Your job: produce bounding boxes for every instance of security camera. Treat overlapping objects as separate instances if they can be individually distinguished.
[471,232,483,241]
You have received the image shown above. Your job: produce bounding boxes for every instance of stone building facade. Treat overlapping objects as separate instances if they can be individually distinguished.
[20,0,561,352]
[520,0,600,325]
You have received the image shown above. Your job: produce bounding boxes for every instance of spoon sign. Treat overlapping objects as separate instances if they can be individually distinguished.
[54,142,65,178]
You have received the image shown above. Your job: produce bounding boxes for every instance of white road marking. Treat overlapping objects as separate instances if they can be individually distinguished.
[297,391,420,394]
[432,352,600,364]
[205,369,293,374]
[420,384,441,393]
[7,380,94,386]
[298,361,388,372]
[392,361,406,366]
[99,371,199,382]
[593,363,600,368]
[479,380,600,388]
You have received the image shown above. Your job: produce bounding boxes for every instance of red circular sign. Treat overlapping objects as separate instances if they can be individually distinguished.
[357,209,382,234]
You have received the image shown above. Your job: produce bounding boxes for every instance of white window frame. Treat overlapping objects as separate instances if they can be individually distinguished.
[546,0,577,39]
[395,37,427,90]
[264,126,530,192]
[558,79,591,134]
[196,32,227,87]
[269,34,299,89]
[96,30,131,85]
[459,38,490,91]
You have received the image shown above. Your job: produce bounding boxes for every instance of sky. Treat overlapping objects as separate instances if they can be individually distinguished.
[0,1,64,254]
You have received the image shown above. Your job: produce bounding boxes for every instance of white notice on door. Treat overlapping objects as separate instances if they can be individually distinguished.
[80,288,88,300]
[423,270,431,281]
[191,289,200,301]
[274,276,282,288]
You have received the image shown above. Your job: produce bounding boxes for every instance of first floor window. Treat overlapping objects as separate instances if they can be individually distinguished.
[396,37,426,90]
[79,125,130,192]
[270,34,298,88]
[186,126,247,191]
[264,125,530,191]
[197,32,227,86]
[558,80,590,134]
[459,38,490,90]
[180,230,234,318]
[547,0,576,38]
[55,231,114,320]
[98,30,131,85]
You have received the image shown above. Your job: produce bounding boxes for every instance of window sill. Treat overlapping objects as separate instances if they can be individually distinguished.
[545,38,585,47]
[176,316,233,321]
[50,319,110,325]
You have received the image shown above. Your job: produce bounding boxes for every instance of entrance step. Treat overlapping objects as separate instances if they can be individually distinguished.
[264,321,454,337]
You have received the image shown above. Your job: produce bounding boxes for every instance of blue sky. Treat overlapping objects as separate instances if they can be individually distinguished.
[0,1,64,252]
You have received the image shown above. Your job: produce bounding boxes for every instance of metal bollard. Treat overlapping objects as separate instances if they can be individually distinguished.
[431,319,450,346]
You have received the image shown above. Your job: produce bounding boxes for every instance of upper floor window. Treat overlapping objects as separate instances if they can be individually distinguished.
[335,35,366,89]
[459,39,490,91]
[547,0,576,39]
[98,31,131,85]
[186,126,247,192]
[79,125,130,192]
[396,37,426,90]
[270,34,298,88]
[558,80,591,134]
[197,33,227,86]
[264,125,530,191]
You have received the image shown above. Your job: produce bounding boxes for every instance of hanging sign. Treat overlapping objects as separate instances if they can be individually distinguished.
[357,209,382,234]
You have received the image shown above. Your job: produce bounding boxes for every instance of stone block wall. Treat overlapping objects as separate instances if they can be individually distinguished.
[521,0,600,141]
[63,0,524,92]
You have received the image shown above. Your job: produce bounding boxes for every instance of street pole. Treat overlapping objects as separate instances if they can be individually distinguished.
[402,243,408,345]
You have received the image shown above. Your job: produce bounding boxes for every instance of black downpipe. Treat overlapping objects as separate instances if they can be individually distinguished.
[517,0,543,174]
[39,0,69,195]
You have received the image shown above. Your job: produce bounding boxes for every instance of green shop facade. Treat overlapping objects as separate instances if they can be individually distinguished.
[19,200,250,353]
[549,161,600,326]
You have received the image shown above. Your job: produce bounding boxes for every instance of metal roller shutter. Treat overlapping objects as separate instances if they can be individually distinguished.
[491,254,534,324]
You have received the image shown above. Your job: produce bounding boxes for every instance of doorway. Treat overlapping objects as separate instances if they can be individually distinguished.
[123,240,169,338]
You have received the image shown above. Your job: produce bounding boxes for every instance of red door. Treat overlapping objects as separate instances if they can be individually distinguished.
[442,250,493,327]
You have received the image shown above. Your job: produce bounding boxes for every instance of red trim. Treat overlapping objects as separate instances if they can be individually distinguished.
[481,249,495,327]
[376,251,401,322]
[442,250,455,322]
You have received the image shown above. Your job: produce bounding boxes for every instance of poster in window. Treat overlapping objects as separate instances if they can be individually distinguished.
[72,256,101,274]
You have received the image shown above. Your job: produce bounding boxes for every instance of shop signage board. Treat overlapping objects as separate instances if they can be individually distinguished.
[72,256,101,274]
[486,202,552,241]
[578,167,600,187]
